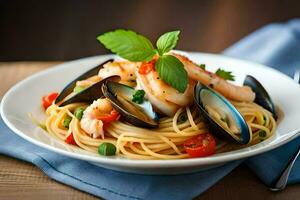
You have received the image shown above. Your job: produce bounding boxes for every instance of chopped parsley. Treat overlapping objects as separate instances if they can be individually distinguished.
[215,68,235,81]
[132,90,146,104]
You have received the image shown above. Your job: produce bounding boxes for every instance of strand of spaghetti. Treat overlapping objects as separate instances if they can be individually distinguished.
[71,118,98,153]
[186,107,198,130]
[140,143,187,159]
[109,124,205,138]
[128,142,149,155]
[172,108,183,134]
[119,144,156,159]
[249,123,271,137]
[47,117,64,139]
[47,110,68,140]
[72,120,116,146]
[156,134,182,155]
[157,148,188,157]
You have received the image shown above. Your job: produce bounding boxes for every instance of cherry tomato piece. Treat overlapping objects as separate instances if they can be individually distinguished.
[65,132,77,146]
[42,92,59,110]
[184,133,216,158]
[138,60,155,75]
[96,109,120,124]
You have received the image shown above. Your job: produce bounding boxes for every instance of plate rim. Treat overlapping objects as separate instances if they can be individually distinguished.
[1,52,300,168]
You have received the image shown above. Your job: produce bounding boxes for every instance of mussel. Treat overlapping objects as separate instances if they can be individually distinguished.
[58,76,120,106]
[194,83,251,144]
[102,80,159,128]
[243,75,277,119]
[55,59,113,104]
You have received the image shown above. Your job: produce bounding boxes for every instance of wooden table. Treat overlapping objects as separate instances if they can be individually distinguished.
[1,62,300,200]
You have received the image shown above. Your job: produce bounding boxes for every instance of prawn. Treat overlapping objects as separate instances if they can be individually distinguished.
[172,53,255,102]
[76,75,101,88]
[80,98,115,139]
[98,60,141,87]
[136,68,196,116]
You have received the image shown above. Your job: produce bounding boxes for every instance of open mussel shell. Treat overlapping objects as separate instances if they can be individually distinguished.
[55,59,113,104]
[243,75,277,119]
[102,80,159,128]
[194,83,251,144]
[59,76,120,107]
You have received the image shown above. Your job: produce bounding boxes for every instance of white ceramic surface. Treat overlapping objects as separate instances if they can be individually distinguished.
[1,52,300,174]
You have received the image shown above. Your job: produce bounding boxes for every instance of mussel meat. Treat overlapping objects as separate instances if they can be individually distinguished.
[102,80,159,128]
[243,75,277,119]
[194,83,251,144]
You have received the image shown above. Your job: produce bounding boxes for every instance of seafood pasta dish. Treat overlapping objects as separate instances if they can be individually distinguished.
[35,29,277,159]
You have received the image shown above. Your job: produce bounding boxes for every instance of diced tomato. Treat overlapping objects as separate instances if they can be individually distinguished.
[183,133,216,158]
[42,92,59,110]
[138,60,156,75]
[96,109,120,124]
[65,132,77,146]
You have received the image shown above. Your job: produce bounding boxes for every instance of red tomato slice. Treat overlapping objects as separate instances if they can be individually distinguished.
[42,96,51,110]
[138,60,155,75]
[47,92,59,102]
[42,92,59,110]
[96,109,120,124]
[65,132,77,146]
[183,133,216,158]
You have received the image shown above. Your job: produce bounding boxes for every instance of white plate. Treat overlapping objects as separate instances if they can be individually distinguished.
[1,52,300,175]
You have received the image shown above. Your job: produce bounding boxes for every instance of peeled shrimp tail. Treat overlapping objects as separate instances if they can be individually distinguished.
[172,53,255,102]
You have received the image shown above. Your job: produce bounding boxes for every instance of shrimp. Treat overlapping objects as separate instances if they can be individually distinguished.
[136,69,196,116]
[98,60,141,87]
[80,98,114,139]
[76,75,101,88]
[172,53,255,102]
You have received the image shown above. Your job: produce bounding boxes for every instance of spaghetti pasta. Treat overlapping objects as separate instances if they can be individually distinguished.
[44,101,276,159]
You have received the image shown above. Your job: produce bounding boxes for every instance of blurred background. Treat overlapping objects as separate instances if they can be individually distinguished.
[0,0,299,61]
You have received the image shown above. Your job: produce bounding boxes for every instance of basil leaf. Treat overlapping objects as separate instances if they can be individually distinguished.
[97,29,156,62]
[156,30,180,56]
[155,55,188,93]
[215,68,235,81]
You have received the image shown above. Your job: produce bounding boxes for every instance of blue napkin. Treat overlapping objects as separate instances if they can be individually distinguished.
[1,19,300,200]
[224,18,300,186]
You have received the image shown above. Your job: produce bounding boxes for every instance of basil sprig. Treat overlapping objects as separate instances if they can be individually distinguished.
[97,29,188,93]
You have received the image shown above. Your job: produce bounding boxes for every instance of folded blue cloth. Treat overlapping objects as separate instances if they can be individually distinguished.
[224,18,300,187]
[1,19,300,200]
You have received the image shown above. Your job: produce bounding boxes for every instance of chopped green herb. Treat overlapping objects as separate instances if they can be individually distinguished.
[215,68,235,81]
[132,90,146,104]
[198,64,206,70]
[258,130,267,138]
[73,86,85,94]
[98,143,116,156]
[63,116,72,128]
[74,107,85,120]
